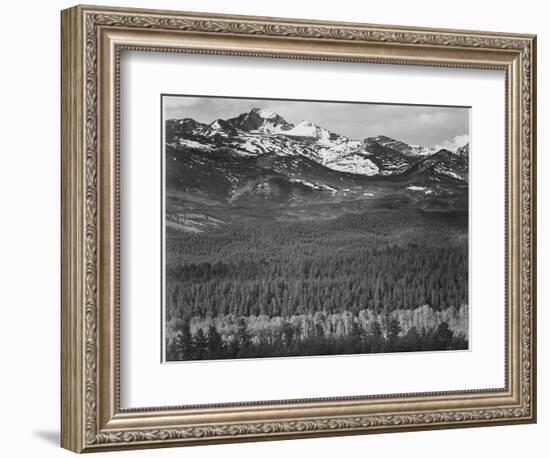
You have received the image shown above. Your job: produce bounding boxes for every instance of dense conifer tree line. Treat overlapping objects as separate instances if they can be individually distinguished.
[166,241,468,319]
[166,317,467,361]
[164,210,469,361]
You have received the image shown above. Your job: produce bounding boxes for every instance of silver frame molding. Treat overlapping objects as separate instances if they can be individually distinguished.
[61,4,536,453]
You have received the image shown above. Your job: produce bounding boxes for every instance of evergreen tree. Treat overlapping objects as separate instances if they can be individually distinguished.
[175,319,193,360]
[193,328,208,359]
[403,326,421,351]
[227,337,241,358]
[370,320,384,353]
[433,322,454,350]
[166,339,178,361]
[387,317,402,348]
[349,319,362,352]
[207,325,224,359]
[281,321,295,348]
[237,317,251,357]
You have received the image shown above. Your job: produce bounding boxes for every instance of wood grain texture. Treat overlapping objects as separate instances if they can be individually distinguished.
[60,4,536,453]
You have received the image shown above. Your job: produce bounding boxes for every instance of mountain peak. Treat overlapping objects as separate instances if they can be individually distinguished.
[198,118,236,137]
[366,135,435,157]
[228,108,292,133]
[373,135,395,143]
[365,135,396,146]
[210,119,233,129]
[455,143,469,156]
[249,107,278,119]
[166,118,207,134]
[286,120,336,142]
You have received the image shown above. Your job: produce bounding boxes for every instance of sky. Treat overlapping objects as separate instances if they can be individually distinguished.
[164,95,470,151]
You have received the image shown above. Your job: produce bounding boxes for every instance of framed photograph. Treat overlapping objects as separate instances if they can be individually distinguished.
[61,4,537,453]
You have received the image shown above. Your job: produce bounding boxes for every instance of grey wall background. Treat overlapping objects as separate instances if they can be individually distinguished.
[0,1,545,457]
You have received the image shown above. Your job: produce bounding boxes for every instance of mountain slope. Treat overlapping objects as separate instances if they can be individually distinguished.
[166,108,468,180]
[165,108,469,222]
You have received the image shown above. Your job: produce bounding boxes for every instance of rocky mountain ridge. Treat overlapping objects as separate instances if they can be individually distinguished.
[166,107,468,180]
[165,108,469,226]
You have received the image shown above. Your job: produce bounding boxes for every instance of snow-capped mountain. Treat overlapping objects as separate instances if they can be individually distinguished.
[166,107,467,180]
[199,118,237,137]
[165,108,468,213]
[284,121,337,143]
[227,108,294,134]
[365,135,436,157]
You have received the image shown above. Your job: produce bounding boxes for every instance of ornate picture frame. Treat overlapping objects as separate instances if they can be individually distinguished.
[61,4,536,453]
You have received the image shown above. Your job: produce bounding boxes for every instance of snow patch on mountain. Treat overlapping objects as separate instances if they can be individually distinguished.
[368,135,435,157]
[326,155,380,176]
[199,119,235,137]
[253,108,278,119]
[249,124,289,135]
[436,169,463,180]
[290,178,338,192]
[228,108,293,135]
[238,139,264,155]
[285,121,335,145]
[407,186,427,191]
[326,139,364,155]
[285,121,315,136]
[176,139,213,150]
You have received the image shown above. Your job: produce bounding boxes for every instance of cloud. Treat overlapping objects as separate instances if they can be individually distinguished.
[433,134,469,152]
[418,111,448,124]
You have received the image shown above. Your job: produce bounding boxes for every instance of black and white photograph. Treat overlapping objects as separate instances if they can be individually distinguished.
[162,95,470,362]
